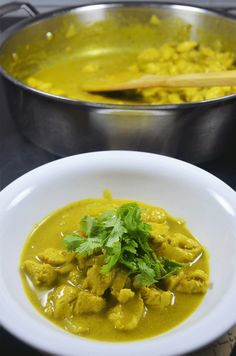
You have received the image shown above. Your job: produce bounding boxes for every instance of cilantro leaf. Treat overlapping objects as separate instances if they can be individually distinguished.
[122,239,138,254]
[105,216,126,247]
[120,256,137,272]
[117,203,150,233]
[159,257,184,279]
[135,257,157,287]
[101,241,122,274]
[75,236,103,257]
[64,234,84,251]
[64,201,184,287]
[80,216,96,236]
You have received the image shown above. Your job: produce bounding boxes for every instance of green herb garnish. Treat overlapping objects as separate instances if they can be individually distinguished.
[64,202,183,287]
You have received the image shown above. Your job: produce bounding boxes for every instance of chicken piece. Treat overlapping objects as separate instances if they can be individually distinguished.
[38,248,75,266]
[177,41,198,53]
[45,284,78,319]
[159,233,202,263]
[23,260,57,287]
[77,254,104,271]
[68,269,83,286]
[26,77,52,91]
[166,269,209,294]
[83,264,114,296]
[74,290,106,314]
[165,271,184,290]
[77,257,87,270]
[141,207,167,223]
[56,263,74,275]
[138,48,159,63]
[176,270,209,293]
[111,269,129,296]
[150,222,170,235]
[108,294,144,331]
[141,287,172,308]
[150,222,170,245]
[150,15,161,26]
[116,289,135,304]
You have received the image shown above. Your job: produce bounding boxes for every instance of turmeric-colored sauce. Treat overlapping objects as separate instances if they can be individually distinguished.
[2,14,236,105]
[20,195,209,341]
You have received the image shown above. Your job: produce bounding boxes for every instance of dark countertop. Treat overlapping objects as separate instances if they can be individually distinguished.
[1,16,236,356]
[1,77,236,356]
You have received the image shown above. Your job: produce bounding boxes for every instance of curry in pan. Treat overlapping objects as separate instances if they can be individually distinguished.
[2,14,236,105]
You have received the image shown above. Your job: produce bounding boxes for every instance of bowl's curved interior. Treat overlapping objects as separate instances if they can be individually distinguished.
[0,151,236,356]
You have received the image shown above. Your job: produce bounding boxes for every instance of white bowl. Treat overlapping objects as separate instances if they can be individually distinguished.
[0,151,236,356]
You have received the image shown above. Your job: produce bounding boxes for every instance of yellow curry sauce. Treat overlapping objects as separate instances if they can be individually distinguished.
[3,14,236,105]
[20,195,209,342]
[25,39,236,105]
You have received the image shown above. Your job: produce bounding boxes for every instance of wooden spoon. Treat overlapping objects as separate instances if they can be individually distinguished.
[83,70,236,92]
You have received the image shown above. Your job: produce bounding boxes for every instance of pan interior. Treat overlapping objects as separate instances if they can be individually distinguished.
[1,4,236,104]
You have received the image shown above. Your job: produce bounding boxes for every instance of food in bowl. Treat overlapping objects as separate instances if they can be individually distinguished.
[1,151,236,356]
[7,14,236,105]
[20,191,209,341]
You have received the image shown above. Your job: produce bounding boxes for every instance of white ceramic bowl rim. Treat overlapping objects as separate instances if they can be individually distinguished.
[0,151,236,356]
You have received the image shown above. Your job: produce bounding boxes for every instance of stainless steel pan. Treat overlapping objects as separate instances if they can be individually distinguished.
[1,1,236,162]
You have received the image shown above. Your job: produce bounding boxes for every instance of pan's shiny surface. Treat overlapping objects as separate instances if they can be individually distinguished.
[1,1,236,161]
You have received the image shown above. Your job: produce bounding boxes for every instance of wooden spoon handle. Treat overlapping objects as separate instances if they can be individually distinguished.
[85,70,236,92]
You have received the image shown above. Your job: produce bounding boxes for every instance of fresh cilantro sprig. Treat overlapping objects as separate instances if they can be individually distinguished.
[64,202,183,287]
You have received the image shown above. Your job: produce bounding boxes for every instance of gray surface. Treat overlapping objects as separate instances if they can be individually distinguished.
[0,12,236,356]
[0,76,57,190]
[0,17,57,190]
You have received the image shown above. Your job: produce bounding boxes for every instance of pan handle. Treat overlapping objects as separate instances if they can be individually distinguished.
[0,2,39,17]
